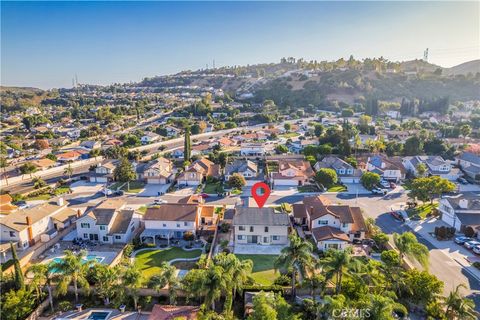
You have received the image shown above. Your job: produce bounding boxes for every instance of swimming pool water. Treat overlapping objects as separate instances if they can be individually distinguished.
[88,311,110,320]
[50,255,105,272]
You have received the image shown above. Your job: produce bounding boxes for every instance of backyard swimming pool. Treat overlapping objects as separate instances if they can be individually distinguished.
[49,255,106,273]
[87,311,111,320]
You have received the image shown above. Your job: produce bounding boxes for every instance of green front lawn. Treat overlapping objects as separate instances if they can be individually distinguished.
[298,185,320,192]
[54,186,71,195]
[26,194,52,201]
[135,247,202,281]
[327,184,347,192]
[122,181,145,193]
[280,132,300,138]
[203,182,224,194]
[407,203,438,219]
[236,254,278,286]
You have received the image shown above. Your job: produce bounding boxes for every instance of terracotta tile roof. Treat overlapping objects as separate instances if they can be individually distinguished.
[312,226,350,242]
[273,160,314,179]
[200,206,215,218]
[309,205,355,224]
[292,203,307,219]
[177,195,204,204]
[149,304,199,320]
[31,158,56,168]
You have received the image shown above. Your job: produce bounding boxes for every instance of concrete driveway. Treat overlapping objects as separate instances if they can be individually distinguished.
[343,183,370,195]
[70,181,104,195]
[458,183,480,192]
[170,186,196,196]
[138,184,169,197]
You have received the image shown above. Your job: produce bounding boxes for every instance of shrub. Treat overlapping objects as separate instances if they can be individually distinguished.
[207,235,214,243]
[58,301,72,312]
[123,244,134,258]
[219,223,231,233]
[1,259,14,271]
[464,226,475,238]
[273,274,291,286]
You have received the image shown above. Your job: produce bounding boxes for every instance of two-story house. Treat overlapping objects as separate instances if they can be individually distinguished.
[270,160,314,188]
[177,158,221,186]
[233,207,290,247]
[439,192,480,233]
[240,143,267,156]
[90,159,118,183]
[0,200,77,250]
[75,198,138,244]
[366,155,406,182]
[141,203,216,243]
[143,157,174,184]
[293,196,366,251]
[224,160,260,186]
[288,139,319,154]
[456,152,480,181]
[314,156,362,184]
[403,156,460,181]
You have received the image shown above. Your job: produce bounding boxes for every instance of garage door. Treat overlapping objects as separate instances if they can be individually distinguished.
[147,178,162,184]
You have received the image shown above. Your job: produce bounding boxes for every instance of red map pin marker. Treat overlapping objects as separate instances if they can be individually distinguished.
[251,182,271,208]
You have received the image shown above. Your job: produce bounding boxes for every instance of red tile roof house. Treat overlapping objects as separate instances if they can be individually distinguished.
[293,195,366,251]
[176,158,221,187]
[56,149,88,162]
[149,304,199,320]
[269,160,314,189]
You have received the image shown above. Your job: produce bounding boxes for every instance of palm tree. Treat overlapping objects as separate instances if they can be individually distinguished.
[32,177,46,189]
[393,232,429,269]
[50,250,91,303]
[27,263,54,312]
[203,265,229,310]
[149,262,179,305]
[121,261,143,310]
[64,164,73,180]
[444,284,478,320]
[320,248,356,294]
[93,264,118,306]
[213,253,253,311]
[274,233,313,300]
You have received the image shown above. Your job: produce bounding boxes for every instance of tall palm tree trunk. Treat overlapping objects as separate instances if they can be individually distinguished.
[47,285,54,312]
[74,280,79,302]
[291,269,297,301]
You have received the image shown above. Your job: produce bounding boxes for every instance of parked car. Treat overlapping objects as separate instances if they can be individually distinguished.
[154,199,167,205]
[14,200,29,210]
[372,188,388,195]
[390,211,404,222]
[457,177,469,185]
[454,236,472,245]
[102,188,113,196]
[200,193,209,199]
[380,180,390,188]
[472,245,480,255]
[464,240,480,249]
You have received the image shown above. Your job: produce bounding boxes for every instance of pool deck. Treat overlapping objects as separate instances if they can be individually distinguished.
[38,250,118,266]
[50,309,150,320]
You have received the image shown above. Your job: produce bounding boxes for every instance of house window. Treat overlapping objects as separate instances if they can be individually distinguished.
[115,235,121,240]
[9,231,15,237]
[237,235,244,240]
[83,233,88,239]
[184,222,188,226]
[99,225,106,231]
[163,224,167,227]
[103,236,108,242]
[176,223,180,228]
[250,226,254,232]
[264,227,269,232]
[318,220,328,225]
[342,223,347,228]
[239,226,245,231]
[81,223,90,228]
[272,236,279,240]
[131,226,135,232]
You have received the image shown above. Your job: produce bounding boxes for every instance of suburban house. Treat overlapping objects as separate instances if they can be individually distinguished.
[314,156,362,184]
[270,160,315,187]
[143,157,174,184]
[233,207,290,246]
[102,138,123,149]
[293,195,366,251]
[80,140,101,149]
[90,159,118,183]
[31,158,57,171]
[402,156,460,181]
[165,126,181,137]
[288,139,319,154]
[177,158,221,186]
[56,150,88,162]
[149,304,199,320]
[0,200,77,250]
[240,143,267,156]
[141,132,161,144]
[224,160,260,186]
[141,203,216,243]
[366,155,406,182]
[456,152,480,181]
[439,192,480,233]
[75,199,139,244]
[0,194,17,216]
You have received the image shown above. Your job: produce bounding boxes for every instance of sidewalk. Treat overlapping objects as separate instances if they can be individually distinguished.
[406,217,480,281]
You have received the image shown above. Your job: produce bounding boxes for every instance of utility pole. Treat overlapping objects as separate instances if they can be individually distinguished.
[423,48,429,62]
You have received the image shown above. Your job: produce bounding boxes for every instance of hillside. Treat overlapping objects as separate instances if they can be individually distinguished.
[444,59,480,76]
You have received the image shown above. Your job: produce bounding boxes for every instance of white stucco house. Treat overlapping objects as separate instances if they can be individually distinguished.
[141,132,161,144]
[314,156,362,184]
[403,155,460,181]
[439,192,480,233]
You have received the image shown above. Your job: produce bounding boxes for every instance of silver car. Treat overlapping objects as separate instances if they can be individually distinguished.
[464,240,480,249]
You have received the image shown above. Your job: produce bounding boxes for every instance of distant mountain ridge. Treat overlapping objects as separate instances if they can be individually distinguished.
[444,59,480,76]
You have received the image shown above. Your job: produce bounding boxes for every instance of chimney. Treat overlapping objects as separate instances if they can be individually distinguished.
[459,199,469,209]
[57,197,64,206]
[26,216,34,246]
[77,209,82,218]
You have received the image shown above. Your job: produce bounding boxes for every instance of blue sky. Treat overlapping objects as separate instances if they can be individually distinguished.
[1,1,479,89]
